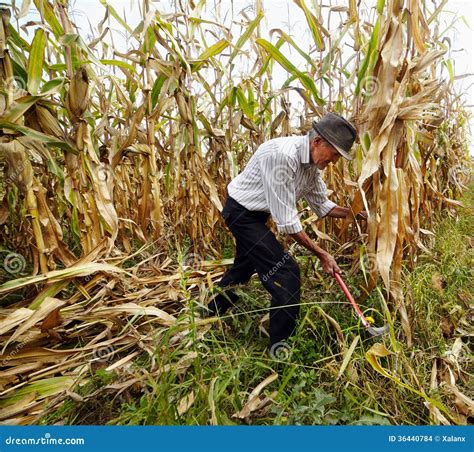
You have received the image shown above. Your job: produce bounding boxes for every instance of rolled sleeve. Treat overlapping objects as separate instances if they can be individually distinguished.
[276,219,303,234]
[259,151,303,234]
[308,198,337,218]
[305,174,337,218]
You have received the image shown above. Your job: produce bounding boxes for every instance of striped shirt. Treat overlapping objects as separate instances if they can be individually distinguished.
[228,134,337,234]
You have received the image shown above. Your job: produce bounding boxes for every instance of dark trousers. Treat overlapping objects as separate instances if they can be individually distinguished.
[209,196,301,345]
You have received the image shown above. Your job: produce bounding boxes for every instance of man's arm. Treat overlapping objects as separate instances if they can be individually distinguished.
[327,206,368,219]
[327,206,350,218]
[289,230,341,274]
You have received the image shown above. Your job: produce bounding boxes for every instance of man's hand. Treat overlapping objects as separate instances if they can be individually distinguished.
[288,230,341,274]
[327,206,368,220]
[319,252,341,275]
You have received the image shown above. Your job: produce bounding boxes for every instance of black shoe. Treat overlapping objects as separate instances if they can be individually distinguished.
[207,289,240,315]
[207,298,230,316]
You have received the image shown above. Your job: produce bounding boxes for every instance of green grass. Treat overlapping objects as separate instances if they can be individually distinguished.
[408,188,473,349]
[41,186,473,426]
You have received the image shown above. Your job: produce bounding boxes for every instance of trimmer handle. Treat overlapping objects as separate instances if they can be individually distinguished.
[333,272,368,326]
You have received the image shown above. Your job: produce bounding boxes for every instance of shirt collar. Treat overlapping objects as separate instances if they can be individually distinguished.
[299,134,310,164]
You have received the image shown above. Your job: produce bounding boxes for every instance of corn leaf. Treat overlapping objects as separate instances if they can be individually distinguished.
[0,377,74,408]
[0,121,78,153]
[26,29,46,94]
[1,96,39,123]
[229,11,264,62]
[443,59,454,82]
[98,0,132,34]
[293,0,325,51]
[100,59,136,73]
[270,28,317,70]
[355,18,380,95]
[337,335,360,379]
[235,87,254,120]
[8,24,31,51]
[151,74,168,108]
[0,263,131,295]
[32,0,63,38]
[376,0,385,14]
[256,38,324,105]
[192,39,230,71]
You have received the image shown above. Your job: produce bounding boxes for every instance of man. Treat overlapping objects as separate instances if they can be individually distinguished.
[207,113,361,350]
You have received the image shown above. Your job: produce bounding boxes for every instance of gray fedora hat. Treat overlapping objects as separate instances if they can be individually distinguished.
[312,113,357,160]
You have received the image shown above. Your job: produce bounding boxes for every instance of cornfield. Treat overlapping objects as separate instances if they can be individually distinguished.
[0,0,472,425]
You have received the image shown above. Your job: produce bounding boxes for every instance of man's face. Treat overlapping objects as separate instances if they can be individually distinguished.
[309,136,341,170]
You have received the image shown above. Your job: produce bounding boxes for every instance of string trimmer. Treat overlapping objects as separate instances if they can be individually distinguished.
[334,272,389,337]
